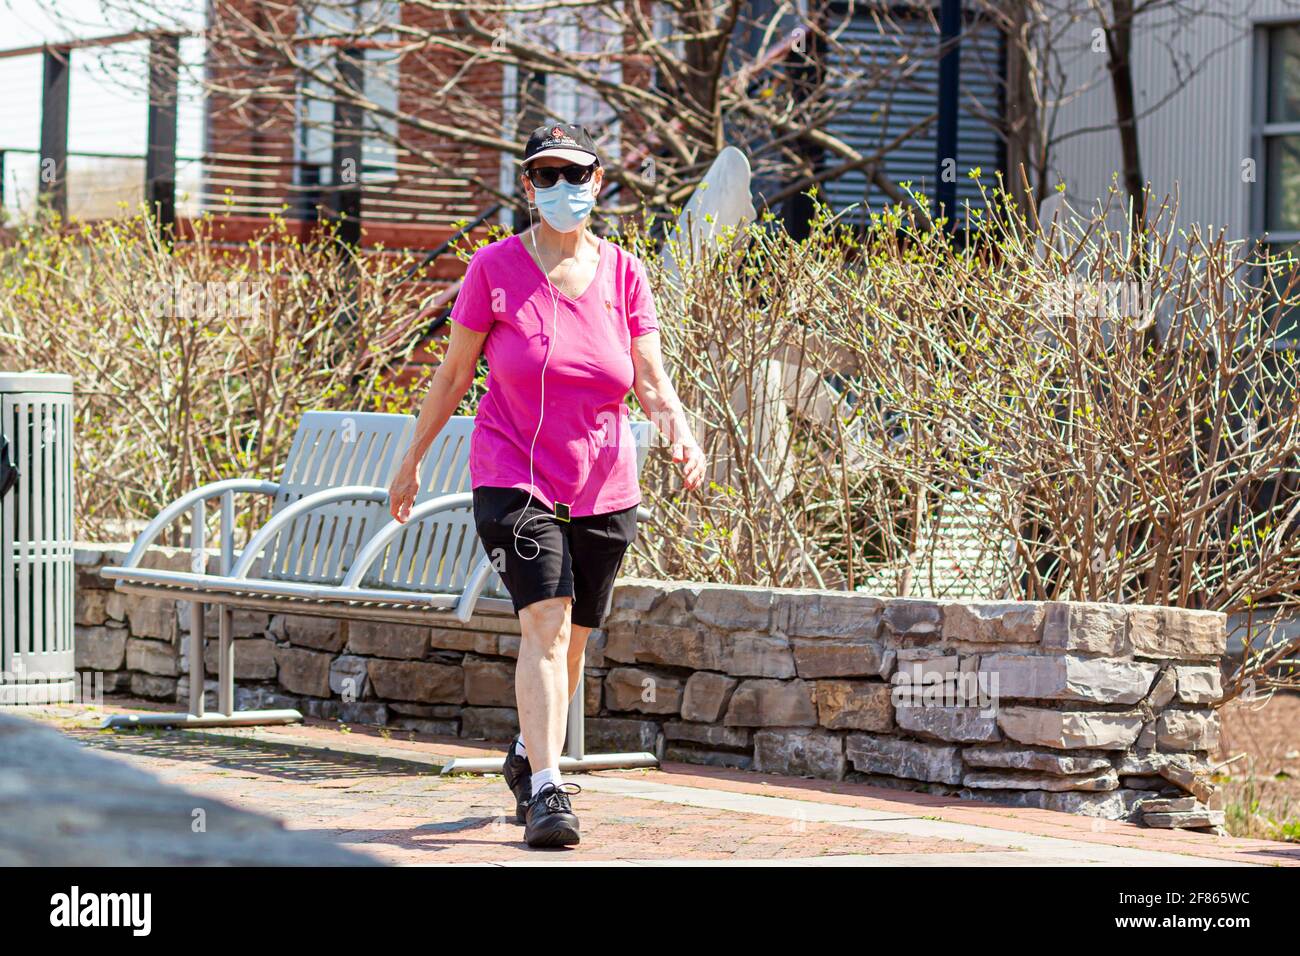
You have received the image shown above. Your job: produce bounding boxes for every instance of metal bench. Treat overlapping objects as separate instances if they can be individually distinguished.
[100,410,658,773]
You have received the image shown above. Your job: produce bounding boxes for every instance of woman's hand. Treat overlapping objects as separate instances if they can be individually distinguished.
[631,332,707,494]
[389,322,487,525]
[672,440,706,492]
[388,464,420,523]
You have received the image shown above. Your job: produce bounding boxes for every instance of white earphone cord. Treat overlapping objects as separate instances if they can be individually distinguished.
[512,202,566,561]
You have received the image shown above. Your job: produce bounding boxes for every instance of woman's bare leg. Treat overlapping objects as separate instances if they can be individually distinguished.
[567,623,592,712]
[515,597,572,770]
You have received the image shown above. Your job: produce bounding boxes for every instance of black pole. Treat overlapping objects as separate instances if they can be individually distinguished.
[331,46,364,248]
[145,35,180,233]
[513,68,548,233]
[399,202,504,286]
[39,46,70,218]
[935,0,961,229]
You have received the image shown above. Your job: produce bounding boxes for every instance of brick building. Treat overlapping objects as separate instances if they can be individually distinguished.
[197,1,1012,254]
[202,1,504,255]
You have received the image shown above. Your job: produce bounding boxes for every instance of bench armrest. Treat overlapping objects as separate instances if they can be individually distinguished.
[111,479,281,572]
[339,492,474,588]
[229,485,392,579]
[453,553,496,623]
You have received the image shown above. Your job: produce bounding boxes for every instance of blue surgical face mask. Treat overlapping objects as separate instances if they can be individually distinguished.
[532,179,596,233]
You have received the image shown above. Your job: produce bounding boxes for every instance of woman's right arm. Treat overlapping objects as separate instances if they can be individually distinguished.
[388,321,487,522]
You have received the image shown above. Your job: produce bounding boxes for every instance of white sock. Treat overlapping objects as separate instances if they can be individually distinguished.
[531,767,561,793]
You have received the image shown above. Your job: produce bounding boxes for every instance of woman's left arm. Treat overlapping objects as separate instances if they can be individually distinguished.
[631,332,705,491]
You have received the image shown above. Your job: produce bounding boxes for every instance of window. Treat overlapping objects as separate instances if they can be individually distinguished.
[543,15,623,162]
[499,4,623,210]
[296,0,400,190]
[819,1,1005,225]
[1254,22,1300,342]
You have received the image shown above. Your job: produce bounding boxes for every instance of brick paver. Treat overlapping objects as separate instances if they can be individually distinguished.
[25,701,1300,866]
[58,725,976,864]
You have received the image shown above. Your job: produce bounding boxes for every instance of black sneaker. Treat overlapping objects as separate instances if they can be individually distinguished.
[524,782,581,848]
[502,736,532,824]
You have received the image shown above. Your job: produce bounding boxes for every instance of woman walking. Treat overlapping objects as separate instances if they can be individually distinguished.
[388,123,705,848]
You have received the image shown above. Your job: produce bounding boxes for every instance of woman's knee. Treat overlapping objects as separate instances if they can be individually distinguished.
[518,597,572,655]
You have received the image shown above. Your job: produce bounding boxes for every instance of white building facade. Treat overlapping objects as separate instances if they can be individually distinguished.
[1049,1,1300,247]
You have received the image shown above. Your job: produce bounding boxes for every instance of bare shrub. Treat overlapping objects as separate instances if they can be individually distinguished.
[0,209,432,542]
[6,192,1299,698]
[629,185,1300,699]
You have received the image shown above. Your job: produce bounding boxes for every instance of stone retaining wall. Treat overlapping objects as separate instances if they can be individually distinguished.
[73,544,1228,828]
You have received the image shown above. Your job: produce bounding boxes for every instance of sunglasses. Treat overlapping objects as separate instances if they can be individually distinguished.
[525,163,598,188]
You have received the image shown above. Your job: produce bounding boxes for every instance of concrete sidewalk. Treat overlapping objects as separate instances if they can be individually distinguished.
[23,701,1300,867]
[0,710,373,866]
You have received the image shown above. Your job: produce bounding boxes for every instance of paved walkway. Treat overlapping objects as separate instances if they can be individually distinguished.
[22,701,1300,867]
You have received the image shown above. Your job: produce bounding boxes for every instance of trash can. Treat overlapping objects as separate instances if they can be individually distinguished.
[0,373,76,704]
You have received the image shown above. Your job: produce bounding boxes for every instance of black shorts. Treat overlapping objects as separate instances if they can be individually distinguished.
[472,486,638,628]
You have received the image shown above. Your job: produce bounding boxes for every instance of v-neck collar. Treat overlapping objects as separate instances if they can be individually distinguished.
[515,232,606,304]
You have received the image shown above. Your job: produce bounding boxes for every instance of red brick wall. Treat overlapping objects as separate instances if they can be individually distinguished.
[203,2,506,239]
[383,4,506,228]
[203,0,300,218]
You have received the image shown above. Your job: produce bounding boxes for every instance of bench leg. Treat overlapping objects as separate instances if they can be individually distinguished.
[440,752,660,776]
[99,709,305,729]
[101,597,305,730]
[218,603,234,716]
[101,600,303,730]
[565,665,585,761]
[188,598,206,718]
[164,601,300,727]
[441,667,659,776]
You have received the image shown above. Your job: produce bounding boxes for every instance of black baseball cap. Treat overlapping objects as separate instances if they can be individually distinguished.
[522,122,600,168]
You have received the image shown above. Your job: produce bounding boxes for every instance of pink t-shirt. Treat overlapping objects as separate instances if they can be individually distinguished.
[450,233,658,516]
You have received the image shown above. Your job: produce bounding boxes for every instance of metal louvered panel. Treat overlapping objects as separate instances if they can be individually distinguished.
[262,411,413,584]
[1,374,76,705]
[371,507,487,594]
[821,2,1005,220]
[857,492,1016,599]
[416,415,474,497]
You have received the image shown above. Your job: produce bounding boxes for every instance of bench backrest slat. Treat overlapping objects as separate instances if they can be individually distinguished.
[262,411,413,583]
[359,415,490,593]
